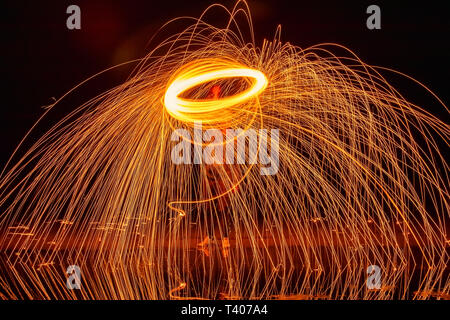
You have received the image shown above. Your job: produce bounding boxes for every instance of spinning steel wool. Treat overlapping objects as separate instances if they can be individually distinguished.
[0,1,448,300]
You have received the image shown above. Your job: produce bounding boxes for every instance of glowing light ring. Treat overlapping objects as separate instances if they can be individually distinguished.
[164,65,268,122]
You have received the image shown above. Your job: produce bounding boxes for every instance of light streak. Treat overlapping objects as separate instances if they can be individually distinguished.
[164,58,268,124]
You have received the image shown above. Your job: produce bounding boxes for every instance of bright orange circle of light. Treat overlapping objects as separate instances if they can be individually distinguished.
[163,60,268,124]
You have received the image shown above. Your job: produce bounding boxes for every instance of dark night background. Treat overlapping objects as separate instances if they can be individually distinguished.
[1,0,449,168]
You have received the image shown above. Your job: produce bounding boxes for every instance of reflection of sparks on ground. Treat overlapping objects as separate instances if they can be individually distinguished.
[0,1,449,299]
